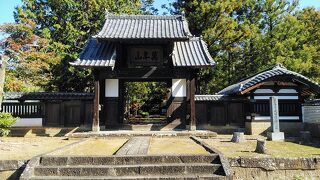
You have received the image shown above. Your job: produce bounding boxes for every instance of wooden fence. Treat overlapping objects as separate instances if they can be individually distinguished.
[1,102,44,118]
[1,100,93,127]
[251,100,301,116]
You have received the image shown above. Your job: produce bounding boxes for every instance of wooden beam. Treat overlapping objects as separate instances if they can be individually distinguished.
[240,82,265,94]
[92,80,100,132]
[189,76,196,131]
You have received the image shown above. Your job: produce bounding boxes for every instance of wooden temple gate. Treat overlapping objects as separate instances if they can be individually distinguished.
[93,69,198,130]
[71,14,215,131]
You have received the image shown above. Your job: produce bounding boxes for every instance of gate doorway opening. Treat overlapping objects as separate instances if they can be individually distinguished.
[123,81,169,125]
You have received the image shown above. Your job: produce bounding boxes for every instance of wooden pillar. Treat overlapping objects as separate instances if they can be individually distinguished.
[189,76,196,131]
[92,80,100,132]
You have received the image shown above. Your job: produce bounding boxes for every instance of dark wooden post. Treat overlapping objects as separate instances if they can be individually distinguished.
[92,80,100,132]
[189,76,196,131]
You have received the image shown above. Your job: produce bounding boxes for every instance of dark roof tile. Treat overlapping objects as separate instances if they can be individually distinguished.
[195,95,247,101]
[172,37,215,67]
[70,38,116,67]
[218,64,320,95]
[4,92,94,100]
[95,14,191,40]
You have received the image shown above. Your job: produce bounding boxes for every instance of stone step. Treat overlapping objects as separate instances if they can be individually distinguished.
[40,155,220,166]
[31,174,227,180]
[34,163,222,177]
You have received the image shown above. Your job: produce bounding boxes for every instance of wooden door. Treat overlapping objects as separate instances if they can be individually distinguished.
[228,103,245,126]
[45,103,61,126]
[209,104,226,125]
[65,102,82,126]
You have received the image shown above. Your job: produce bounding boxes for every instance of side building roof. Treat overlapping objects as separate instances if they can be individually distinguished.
[218,64,320,96]
[195,95,247,101]
[95,14,192,40]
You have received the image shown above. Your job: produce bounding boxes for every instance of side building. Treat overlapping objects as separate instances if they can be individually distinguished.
[195,64,320,135]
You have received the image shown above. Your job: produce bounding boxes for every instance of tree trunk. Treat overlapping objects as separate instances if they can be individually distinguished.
[0,56,8,112]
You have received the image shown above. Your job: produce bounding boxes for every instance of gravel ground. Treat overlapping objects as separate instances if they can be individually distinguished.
[52,138,128,156]
[0,137,79,160]
[202,135,320,158]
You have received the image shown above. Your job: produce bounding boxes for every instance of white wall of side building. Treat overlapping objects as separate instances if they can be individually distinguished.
[253,88,298,100]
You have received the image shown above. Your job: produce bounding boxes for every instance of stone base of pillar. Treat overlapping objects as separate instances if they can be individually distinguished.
[267,132,284,141]
[189,125,196,131]
[92,125,100,132]
[231,132,246,143]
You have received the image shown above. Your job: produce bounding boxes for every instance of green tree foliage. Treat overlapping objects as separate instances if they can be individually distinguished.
[172,0,319,93]
[125,82,167,115]
[1,0,150,92]
[1,0,319,98]
[1,19,62,91]
[270,7,320,82]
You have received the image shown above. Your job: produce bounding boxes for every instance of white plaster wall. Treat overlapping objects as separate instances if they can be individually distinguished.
[105,79,119,97]
[13,118,42,127]
[172,79,186,97]
[246,116,300,121]
[278,89,298,93]
[253,89,298,99]
[254,89,274,94]
[254,96,298,100]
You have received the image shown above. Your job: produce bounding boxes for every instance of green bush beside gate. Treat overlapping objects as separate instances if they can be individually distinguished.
[0,112,16,136]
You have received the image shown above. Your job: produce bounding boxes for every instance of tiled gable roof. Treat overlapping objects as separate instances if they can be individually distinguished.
[4,92,94,100]
[218,64,320,95]
[70,38,116,67]
[95,14,192,40]
[72,37,215,68]
[172,37,215,67]
[195,95,247,101]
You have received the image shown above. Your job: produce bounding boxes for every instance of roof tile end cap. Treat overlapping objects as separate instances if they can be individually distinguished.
[273,63,287,70]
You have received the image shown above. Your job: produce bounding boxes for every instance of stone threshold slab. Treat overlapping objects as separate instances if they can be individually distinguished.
[68,130,217,138]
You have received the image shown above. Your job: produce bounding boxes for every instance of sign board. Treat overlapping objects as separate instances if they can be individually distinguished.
[127,46,163,67]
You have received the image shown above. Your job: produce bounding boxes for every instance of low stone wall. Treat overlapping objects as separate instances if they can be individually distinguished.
[245,122,303,136]
[229,157,320,179]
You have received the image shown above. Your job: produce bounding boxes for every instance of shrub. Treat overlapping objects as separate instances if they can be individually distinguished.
[0,112,17,137]
[142,112,149,118]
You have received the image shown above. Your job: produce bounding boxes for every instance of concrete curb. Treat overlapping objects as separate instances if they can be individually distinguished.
[190,136,233,180]
[0,160,27,171]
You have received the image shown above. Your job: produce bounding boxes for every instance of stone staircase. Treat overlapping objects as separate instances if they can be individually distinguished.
[25,154,229,179]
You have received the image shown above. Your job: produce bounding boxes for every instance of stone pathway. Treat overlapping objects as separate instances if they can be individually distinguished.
[116,137,151,155]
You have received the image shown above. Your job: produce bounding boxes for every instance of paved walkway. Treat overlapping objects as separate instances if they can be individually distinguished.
[116,137,151,155]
